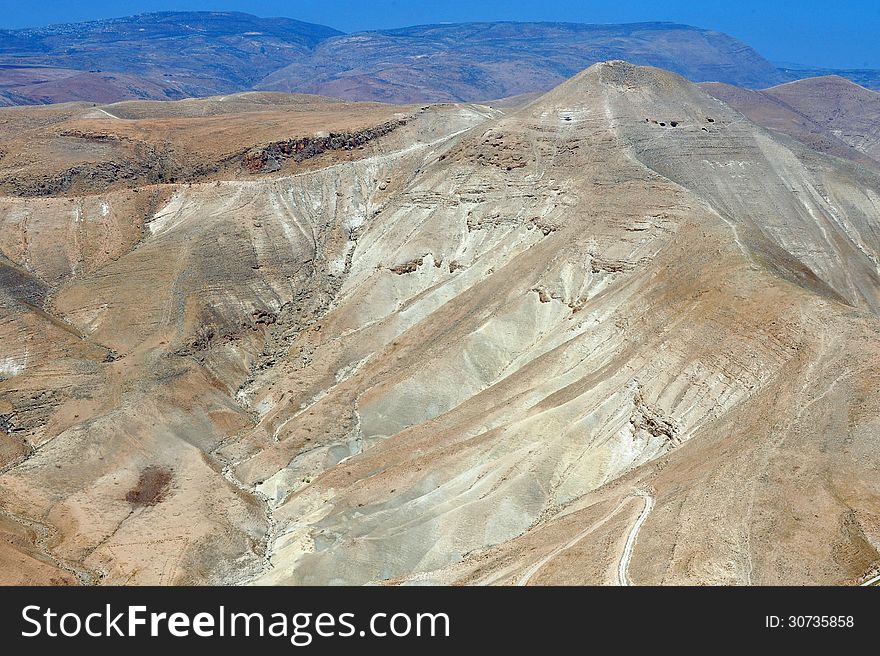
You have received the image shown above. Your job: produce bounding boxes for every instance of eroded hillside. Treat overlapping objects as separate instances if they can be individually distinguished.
[703,76,880,166]
[1,62,879,585]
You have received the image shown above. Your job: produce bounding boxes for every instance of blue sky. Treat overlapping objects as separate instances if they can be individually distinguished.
[3,1,878,69]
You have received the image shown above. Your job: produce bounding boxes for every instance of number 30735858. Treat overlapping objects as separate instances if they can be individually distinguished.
[765,616,854,628]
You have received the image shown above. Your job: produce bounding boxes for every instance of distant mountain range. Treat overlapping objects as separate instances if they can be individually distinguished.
[0,12,341,105]
[0,11,877,106]
[254,21,789,102]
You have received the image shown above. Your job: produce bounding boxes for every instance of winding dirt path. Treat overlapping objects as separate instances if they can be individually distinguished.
[617,490,654,586]
[516,490,654,586]
[860,572,880,587]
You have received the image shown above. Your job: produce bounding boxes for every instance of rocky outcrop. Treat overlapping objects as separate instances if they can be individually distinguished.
[242,119,407,174]
[1,120,408,197]
[631,386,679,445]
[0,151,172,197]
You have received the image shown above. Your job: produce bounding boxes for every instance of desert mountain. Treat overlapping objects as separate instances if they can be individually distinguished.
[778,66,880,92]
[1,61,879,585]
[0,13,791,106]
[704,76,880,165]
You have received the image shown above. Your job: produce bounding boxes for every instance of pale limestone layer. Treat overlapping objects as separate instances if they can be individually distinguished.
[1,64,879,586]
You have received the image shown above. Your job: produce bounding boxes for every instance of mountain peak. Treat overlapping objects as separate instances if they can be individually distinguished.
[536,59,703,108]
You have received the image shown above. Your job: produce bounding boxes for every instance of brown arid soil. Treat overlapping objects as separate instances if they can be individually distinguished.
[1,62,879,586]
[0,93,417,197]
[125,466,174,506]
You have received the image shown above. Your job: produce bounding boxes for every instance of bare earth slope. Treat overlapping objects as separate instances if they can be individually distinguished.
[0,92,414,197]
[762,77,880,163]
[1,63,879,585]
[703,76,880,166]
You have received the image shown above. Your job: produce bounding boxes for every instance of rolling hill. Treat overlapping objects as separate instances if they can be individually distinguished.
[704,76,880,165]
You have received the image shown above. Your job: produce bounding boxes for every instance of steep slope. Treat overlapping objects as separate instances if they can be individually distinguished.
[0,98,494,584]
[704,77,880,166]
[257,21,788,102]
[1,63,879,586]
[593,66,880,314]
[239,62,880,585]
[764,77,880,162]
